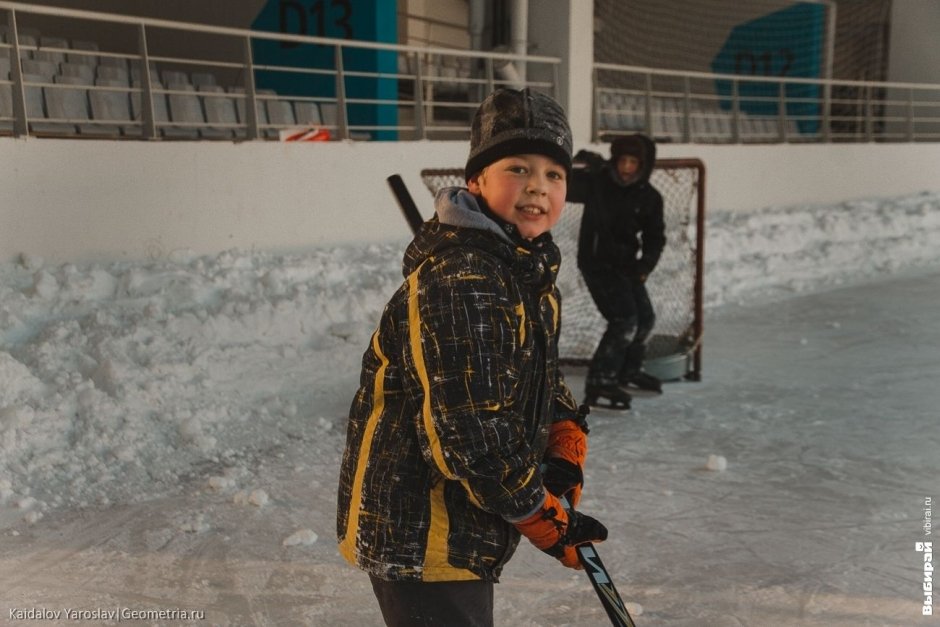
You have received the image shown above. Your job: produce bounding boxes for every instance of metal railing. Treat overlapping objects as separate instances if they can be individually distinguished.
[594,62,940,144]
[0,1,560,141]
[5,1,938,145]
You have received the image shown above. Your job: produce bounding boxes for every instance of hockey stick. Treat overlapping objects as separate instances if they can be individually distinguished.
[560,493,637,627]
[386,174,424,235]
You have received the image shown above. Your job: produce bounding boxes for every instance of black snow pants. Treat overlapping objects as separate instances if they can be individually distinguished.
[582,270,656,385]
[369,575,494,627]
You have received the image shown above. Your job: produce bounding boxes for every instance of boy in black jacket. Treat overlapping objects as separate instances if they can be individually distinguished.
[567,134,666,408]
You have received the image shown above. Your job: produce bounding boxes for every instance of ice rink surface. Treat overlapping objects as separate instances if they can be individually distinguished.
[1,266,937,626]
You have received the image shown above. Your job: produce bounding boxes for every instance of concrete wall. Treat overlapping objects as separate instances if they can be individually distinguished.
[0,138,458,264]
[889,1,940,84]
[3,137,939,264]
[527,0,594,146]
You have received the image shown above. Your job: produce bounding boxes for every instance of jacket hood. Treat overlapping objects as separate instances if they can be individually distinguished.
[608,133,657,187]
[434,187,513,243]
[402,186,560,289]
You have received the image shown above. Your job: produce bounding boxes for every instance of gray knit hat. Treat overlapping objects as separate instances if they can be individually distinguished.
[465,88,573,181]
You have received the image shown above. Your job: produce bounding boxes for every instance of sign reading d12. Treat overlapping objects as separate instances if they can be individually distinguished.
[711,3,825,135]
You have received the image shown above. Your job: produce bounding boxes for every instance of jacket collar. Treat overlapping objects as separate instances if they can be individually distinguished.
[406,188,560,290]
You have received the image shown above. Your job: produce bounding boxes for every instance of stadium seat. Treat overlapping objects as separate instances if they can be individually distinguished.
[0,75,12,135]
[198,84,241,139]
[625,95,648,131]
[44,74,121,137]
[35,36,69,66]
[657,97,684,141]
[319,102,337,127]
[292,100,321,126]
[190,72,218,88]
[23,73,64,136]
[67,40,99,66]
[21,58,58,81]
[89,78,137,137]
[689,109,708,140]
[735,114,765,142]
[131,79,193,139]
[60,62,95,83]
[161,69,189,86]
[229,87,279,138]
[16,33,38,59]
[129,61,160,85]
[260,88,295,132]
[760,117,776,140]
[787,120,802,140]
[97,64,129,85]
[166,82,229,139]
[98,54,130,71]
[313,102,366,139]
[140,81,193,139]
[610,91,627,129]
[686,102,722,142]
[20,72,53,134]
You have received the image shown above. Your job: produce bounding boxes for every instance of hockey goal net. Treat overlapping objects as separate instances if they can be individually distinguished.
[420,158,704,380]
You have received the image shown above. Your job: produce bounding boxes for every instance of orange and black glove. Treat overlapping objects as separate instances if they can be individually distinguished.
[542,408,589,507]
[513,490,607,569]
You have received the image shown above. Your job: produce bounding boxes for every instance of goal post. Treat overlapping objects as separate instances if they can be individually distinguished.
[419,158,705,381]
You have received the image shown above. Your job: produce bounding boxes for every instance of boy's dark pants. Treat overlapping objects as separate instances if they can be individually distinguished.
[369,575,494,627]
[582,270,656,384]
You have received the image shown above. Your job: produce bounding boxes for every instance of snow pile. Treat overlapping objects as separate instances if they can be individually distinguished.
[0,192,939,520]
[0,244,402,515]
[705,191,940,306]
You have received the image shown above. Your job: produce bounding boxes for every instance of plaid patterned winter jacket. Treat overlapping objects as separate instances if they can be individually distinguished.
[337,192,581,582]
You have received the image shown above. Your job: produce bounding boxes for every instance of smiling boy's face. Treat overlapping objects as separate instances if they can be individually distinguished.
[467,154,567,241]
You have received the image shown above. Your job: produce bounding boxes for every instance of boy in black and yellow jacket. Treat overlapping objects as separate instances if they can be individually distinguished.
[337,89,607,627]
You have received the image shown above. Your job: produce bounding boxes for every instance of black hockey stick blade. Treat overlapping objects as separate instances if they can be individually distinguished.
[560,494,637,627]
[576,543,636,627]
[386,174,424,235]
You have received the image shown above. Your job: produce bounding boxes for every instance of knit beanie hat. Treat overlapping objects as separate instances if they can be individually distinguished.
[610,134,646,163]
[465,88,573,181]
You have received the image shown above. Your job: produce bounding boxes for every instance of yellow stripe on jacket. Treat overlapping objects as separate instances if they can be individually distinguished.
[338,330,388,564]
[407,268,457,480]
[407,265,477,581]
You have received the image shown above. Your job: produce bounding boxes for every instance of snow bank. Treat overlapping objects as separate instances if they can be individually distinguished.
[0,244,403,514]
[705,191,940,306]
[0,192,938,518]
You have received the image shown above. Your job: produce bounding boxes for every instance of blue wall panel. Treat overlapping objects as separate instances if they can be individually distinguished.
[712,3,825,134]
[251,0,398,139]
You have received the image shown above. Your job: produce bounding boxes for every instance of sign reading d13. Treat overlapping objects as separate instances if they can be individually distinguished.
[711,3,825,135]
[251,0,398,140]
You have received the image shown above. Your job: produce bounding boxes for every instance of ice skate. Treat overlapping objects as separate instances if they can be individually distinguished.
[583,383,632,410]
[621,371,663,394]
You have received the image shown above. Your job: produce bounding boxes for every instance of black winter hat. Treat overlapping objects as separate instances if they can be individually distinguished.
[465,88,573,182]
[610,134,646,163]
